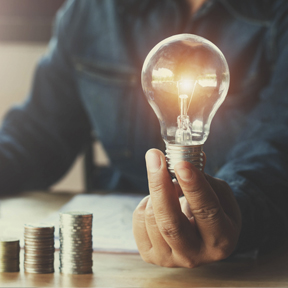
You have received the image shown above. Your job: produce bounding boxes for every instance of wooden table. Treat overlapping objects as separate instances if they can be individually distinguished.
[0,191,288,287]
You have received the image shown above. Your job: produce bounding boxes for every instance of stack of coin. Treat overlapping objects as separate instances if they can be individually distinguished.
[59,211,93,274]
[24,223,55,274]
[0,238,20,272]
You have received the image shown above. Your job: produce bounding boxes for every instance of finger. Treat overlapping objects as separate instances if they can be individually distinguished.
[175,161,230,247]
[133,196,152,256]
[204,174,241,228]
[146,149,199,252]
[145,197,172,261]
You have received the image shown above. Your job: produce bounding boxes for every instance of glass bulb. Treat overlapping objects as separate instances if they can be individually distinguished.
[141,34,230,174]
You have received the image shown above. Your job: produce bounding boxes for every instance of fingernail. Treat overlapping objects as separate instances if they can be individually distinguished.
[177,168,193,181]
[146,150,161,172]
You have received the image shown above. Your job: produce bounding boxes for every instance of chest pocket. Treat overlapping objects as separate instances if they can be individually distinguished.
[73,57,138,87]
[73,57,140,159]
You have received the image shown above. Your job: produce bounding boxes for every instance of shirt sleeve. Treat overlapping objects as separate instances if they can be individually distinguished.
[216,6,288,253]
[0,0,91,195]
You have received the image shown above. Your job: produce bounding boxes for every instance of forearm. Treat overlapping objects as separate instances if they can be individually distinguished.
[216,120,288,253]
[0,0,91,195]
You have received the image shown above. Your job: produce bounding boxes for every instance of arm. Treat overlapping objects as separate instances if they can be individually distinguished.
[216,6,288,253]
[0,0,91,194]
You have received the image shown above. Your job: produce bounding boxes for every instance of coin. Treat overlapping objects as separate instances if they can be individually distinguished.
[60,211,92,216]
[0,238,20,272]
[59,211,93,274]
[24,223,54,229]
[24,223,54,274]
[24,267,54,274]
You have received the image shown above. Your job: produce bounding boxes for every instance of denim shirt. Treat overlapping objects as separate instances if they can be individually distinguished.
[0,0,288,254]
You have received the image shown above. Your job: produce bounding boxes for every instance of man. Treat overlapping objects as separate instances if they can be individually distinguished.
[0,0,288,267]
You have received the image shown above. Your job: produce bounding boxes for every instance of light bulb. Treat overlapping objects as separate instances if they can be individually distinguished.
[141,34,230,175]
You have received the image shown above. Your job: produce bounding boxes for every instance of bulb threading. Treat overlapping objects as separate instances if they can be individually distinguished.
[165,144,204,177]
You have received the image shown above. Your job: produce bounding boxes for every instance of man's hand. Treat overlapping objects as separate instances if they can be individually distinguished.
[133,149,242,268]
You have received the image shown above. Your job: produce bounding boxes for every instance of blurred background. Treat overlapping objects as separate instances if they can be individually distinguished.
[0,0,109,192]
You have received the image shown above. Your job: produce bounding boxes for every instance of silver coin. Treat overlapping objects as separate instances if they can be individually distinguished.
[24,247,55,251]
[60,261,92,266]
[60,219,92,224]
[60,254,92,260]
[59,212,94,275]
[24,232,54,236]
[60,231,91,235]
[59,236,92,241]
[59,249,92,254]
[59,258,91,261]
[60,248,93,253]
[59,219,92,223]
[59,228,92,234]
[24,268,54,274]
[59,257,92,263]
[24,240,54,245]
[24,256,54,261]
[25,235,54,240]
[24,249,55,255]
[59,241,92,246]
[60,234,92,239]
[59,222,92,227]
[59,244,92,250]
[59,268,92,275]
[60,249,92,253]
[59,239,92,244]
[60,222,92,226]
[24,257,54,263]
[24,223,54,229]
[59,240,92,245]
[60,255,92,260]
[59,233,92,239]
[24,261,54,267]
[24,262,54,266]
[60,254,93,260]
[60,211,92,216]
[60,218,92,222]
[59,246,92,252]
[60,266,93,272]
[60,226,91,231]
[24,242,54,247]
[59,224,92,230]
[24,230,54,234]
[60,259,92,264]
[60,225,92,229]
[59,241,92,245]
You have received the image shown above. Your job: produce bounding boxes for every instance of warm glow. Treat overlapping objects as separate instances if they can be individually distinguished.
[198,74,217,87]
[152,68,174,81]
[178,79,194,91]
[177,79,196,100]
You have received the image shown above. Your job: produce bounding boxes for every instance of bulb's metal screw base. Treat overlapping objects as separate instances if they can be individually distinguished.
[165,144,205,177]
